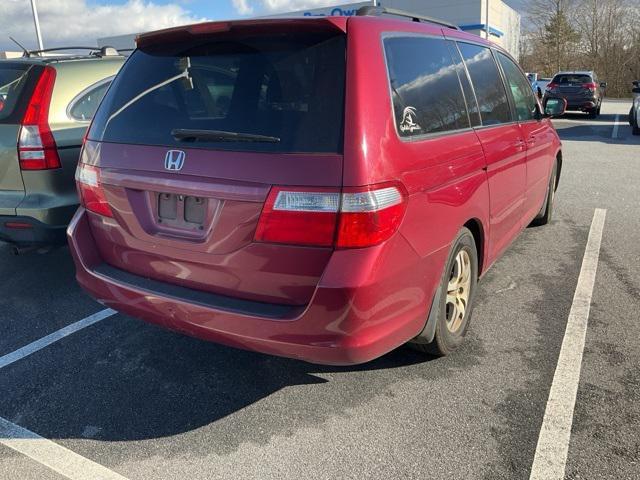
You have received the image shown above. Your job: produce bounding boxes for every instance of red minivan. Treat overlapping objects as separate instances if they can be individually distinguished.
[67,8,565,365]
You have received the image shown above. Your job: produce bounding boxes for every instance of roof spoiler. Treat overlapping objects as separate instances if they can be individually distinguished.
[19,46,122,58]
[136,18,348,48]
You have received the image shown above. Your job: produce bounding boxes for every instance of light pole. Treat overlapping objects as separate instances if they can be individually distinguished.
[485,0,490,39]
[30,0,44,51]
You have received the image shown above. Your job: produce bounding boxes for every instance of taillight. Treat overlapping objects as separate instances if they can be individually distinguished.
[583,82,597,91]
[255,187,340,247]
[17,67,61,170]
[337,185,406,248]
[76,159,112,218]
[254,183,407,249]
[546,83,558,91]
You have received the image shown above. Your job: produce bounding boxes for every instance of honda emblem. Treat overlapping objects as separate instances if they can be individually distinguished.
[164,150,185,171]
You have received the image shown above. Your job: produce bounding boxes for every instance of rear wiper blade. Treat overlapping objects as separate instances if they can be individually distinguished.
[171,129,280,143]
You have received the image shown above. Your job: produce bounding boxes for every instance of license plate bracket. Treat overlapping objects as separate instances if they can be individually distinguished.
[156,192,208,230]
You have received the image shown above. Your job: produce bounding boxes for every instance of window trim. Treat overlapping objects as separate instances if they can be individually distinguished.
[450,41,482,128]
[380,32,475,144]
[66,75,114,122]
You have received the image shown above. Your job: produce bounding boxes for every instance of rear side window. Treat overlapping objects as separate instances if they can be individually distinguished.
[384,36,470,138]
[457,43,511,126]
[496,53,537,122]
[68,78,112,121]
[0,65,31,122]
[89,33,346,153]
[552,74,592,85]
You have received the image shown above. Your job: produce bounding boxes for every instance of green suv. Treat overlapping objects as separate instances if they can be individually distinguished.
[0,48,124,251]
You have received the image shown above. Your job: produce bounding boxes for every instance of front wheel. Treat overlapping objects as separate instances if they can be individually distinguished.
[410,228,478,356]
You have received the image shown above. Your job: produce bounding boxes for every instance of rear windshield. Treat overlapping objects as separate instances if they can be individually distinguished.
[0,65,31,122]
[89,32,346,153]
[552,74,592,85]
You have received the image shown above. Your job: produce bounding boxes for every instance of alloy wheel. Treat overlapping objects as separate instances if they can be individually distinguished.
[445,249,472,333]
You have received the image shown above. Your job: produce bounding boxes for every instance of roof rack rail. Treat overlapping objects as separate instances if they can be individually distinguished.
[24,46,121,58]
[356,6,460,30]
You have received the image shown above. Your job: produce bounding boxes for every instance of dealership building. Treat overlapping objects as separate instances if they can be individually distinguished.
[99,0,521,57]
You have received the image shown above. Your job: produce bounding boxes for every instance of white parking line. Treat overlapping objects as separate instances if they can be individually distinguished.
[529,208,607,480]
[0,416,129,480]
[612,114,620,138]
[0,309,116,370]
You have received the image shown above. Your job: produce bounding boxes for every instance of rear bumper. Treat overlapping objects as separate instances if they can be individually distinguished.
[545,94,597,111]
[67,208,444,365]
[0,188,78,245]
[0,215,67,246]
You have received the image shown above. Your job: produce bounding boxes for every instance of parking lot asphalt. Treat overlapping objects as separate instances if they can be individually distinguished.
[0,100,638,480]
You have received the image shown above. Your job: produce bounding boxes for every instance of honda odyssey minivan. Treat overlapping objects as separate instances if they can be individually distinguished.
[68,7,565,365]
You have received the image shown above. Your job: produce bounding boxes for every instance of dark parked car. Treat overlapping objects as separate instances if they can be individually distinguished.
[68,7,565,365]
[544,71,606,118]
[0,48,124,251]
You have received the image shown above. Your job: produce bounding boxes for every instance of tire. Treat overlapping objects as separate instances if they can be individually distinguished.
[629,107,634,126]
[531,161,557,226]
[587,109,597,119]
[633,122,640,136]
[410,228,478,356]
[596,103,601,116]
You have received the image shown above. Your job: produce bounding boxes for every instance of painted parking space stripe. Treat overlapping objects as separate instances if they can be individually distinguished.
[0,416,129,480]
[0,309,116,370]
[529,208,607,480]
[612,114,620,138]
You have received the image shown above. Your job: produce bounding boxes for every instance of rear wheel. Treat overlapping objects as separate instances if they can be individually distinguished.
[633,122,640,136]
[410,228,478,356]
[531,161,557,226]
[587,109,597,119]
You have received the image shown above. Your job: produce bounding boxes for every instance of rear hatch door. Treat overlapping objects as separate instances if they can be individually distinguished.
[553,73,593,100]
[86,20,347,306]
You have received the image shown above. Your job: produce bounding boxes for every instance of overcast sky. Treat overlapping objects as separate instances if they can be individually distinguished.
[0,0,529,51]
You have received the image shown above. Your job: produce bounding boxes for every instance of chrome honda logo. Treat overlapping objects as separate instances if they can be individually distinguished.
[164,150,185,171]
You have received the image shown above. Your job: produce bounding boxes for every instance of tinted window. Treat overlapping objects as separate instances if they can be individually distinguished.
[0,65,30,121]
[448,42,481,127]
[89,33,346,153]
[497,53,537,122]
[384,36,470,137]
[68,79,111,121]
[552,74,592,85]
[457,43,511,126]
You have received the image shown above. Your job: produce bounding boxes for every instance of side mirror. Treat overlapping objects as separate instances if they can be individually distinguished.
[544,98,567,118]
[632,87,640,94]
[600,82,607,88]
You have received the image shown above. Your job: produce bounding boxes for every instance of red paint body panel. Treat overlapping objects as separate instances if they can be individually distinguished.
[68,15,562,364]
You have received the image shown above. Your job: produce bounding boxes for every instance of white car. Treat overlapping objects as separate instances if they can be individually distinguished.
[630,81,640,135]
